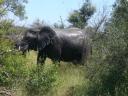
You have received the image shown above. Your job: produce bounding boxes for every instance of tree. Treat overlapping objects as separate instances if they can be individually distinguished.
[111,0,128,28]
[83,0,128,95]
[0,0,28,19]
[68,0,95,29]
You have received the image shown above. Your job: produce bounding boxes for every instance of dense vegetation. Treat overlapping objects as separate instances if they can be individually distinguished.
[71,0,128,95]
[0,0,128,96]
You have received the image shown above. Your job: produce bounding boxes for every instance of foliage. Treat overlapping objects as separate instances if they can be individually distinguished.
[77,0,128,96]
[26,64,58,96]
[0,16,28,96]
[68,0,95,28]
[0,0,28,88]
[0,0,28,19]
[0,37,28,87]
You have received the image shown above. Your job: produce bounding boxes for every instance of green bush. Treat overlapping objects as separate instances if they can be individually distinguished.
[26,64,58,96]
[0,38,28,87]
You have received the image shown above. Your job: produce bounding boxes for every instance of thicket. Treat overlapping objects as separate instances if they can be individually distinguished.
[26,65,58,96]
[71,0,128,96]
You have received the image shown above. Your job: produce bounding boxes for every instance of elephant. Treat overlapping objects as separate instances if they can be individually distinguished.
[15,26,91,65]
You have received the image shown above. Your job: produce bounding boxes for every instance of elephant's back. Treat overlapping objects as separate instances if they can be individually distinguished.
[53,28,84,36]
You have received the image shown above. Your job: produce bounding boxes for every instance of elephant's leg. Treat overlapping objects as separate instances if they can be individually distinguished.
[51,48,61,66]
[81,47,90,67]
[37,52,46,65]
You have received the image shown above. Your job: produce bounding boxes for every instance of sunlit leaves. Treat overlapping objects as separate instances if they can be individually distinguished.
[0,0,28,19]
[68,0,95,28]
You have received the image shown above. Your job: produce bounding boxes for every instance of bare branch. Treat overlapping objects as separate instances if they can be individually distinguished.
[94,14,107,33]
[88,6,109,41]
[0,2,10,17]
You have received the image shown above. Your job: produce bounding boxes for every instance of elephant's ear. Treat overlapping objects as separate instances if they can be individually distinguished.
[38,36,50,50]
[37,26,56,51]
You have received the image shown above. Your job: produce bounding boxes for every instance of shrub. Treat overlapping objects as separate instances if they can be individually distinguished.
[0,38,28,87]
[26,64,58,96]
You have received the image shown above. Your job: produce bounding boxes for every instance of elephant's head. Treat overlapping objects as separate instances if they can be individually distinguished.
[37,26,56,51]
[15,29,38,53]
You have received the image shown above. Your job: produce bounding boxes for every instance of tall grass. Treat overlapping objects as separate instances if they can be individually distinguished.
[0,48,88,96]
[46,63,88,96]
[22,51,88,96]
